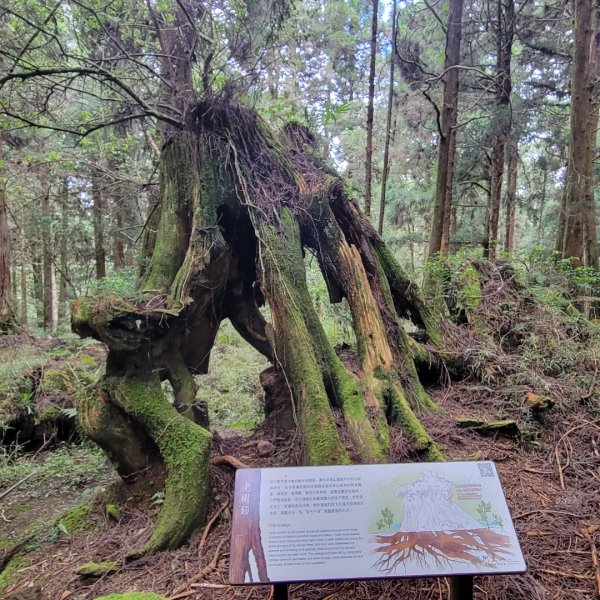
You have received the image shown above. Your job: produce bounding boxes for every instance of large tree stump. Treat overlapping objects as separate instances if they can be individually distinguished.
[71,101,445,555]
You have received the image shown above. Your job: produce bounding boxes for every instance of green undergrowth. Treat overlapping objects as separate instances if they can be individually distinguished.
[0,443,110,492]
[195,321,269,430]
[0,335,104,439]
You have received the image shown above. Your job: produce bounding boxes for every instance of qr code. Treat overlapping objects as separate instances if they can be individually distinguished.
[478,462,494,478]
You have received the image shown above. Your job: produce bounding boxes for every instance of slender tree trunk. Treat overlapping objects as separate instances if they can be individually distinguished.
[428,0,464,257]
[378,0,397,235]
[558,0,599,267]
[504,138,518,253]
[364,0,379,217]
[19,247,27,326]
[483,0,514,259]
[58,177,69,320]
[538,165,548,244]
[31,237,43,328]
[40,163,57,332]
[114,198,126,269]
[0,136,16,332]
[92,170,107,279]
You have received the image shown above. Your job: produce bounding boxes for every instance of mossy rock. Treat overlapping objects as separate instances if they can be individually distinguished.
[93,593,168,600]
[75,561,119,577]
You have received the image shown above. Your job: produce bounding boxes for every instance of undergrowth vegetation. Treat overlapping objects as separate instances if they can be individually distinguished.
[195,321,269,431]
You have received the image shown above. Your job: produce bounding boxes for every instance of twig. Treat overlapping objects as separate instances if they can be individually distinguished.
[210,455,249,470]
[513,508,584,520]
[537,567,594,580]
[0,471,36,501]
[170,539,227,596]
[198,500,229,554]
[581,528,600,595]
[555,445,565,490]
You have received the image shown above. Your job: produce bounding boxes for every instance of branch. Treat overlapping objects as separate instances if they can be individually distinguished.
[0,68,183,130]
[422,0,446,34]
[458,180,490,195]
[422,87,443,137]
[8,0,64,75]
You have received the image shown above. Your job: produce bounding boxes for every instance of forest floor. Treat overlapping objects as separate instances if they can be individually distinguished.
[2,262,600,599]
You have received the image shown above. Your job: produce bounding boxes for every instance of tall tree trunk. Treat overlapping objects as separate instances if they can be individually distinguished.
[538,164,548,244]
[483,0,514,259]
[504,138,518,253]
[58,177,69,320]
[40,164,57,332]
[558,0,599,267]
[364,0,379,217]
[113,196,126,269]
[31,238,43,328]
[19,245,27,327]
[0,136,17,333]
[428,0,464,257]
[378,0,397,235]
[92,170,107,279]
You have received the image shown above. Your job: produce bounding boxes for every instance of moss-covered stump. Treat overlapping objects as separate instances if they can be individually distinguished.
[71,101,449,554]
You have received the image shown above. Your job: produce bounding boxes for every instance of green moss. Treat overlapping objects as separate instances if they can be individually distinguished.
[58,502,93,533]
[75,561,119,577]
[386,384,444,462]
[0,555,26,593]
[110,373,212,555]
[37,405,62,423]
[456,418,520,437]
[327,361,388,463]
[258,210,350,466]
[93,594,167,600]
[105,503,121,521]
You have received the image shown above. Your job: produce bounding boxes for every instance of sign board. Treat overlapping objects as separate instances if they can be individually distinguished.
[229,461,525,584]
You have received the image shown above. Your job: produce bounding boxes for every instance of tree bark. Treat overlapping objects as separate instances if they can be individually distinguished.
[19,238,28,327]
[40,163,57,331]
[504,138,518,254]
[483,0,514,260]
[428,0,464,257]
[378,0,397,236]
[58,177,69,320]
[0,135,17,333]
[92,169,107,279]
[557,0,599,267]
[364,0,379,217]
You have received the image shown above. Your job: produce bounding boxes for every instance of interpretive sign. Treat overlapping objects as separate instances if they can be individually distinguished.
[229,461,525,585]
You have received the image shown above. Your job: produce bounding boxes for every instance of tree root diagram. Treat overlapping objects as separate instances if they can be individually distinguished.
[373,528,513,574]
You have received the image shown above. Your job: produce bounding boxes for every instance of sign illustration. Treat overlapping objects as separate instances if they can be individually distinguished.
[230,461,525,584]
